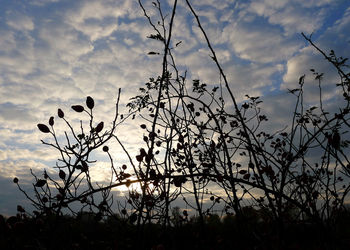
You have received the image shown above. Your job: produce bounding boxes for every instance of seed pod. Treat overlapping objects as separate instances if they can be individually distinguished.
[59,170,66,180]
[86,96,94,109]
[71,105,84,112]
[49,116,54,126]
[95,122,104,133]
[239,170,247,175]
[34,179,47,187]
[37,124,50,133]
[332,132,341,150]
[58,108,64,118]
[136,155,143,162]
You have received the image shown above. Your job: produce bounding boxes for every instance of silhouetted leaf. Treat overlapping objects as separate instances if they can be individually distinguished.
[123,173,131,178]
[37,124,50,133]
[59,170,66,180]
[239,170,247,175]
[58,108,64,118]
[140,148,147,157]
[71,105,84,112]
[49,116,54,126]
[147,34,165,42]
[95,122,104,133]
[34,179,47,187]
[17,205,25,213]
[148,51,159,55]
[86,96,94,109]
[136,155,143,162]
[332,132,341,150]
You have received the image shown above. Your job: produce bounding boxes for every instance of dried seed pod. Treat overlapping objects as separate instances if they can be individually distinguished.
[58,108,64,118]
[71,105,84,112]
[95,122,104,133]
[49,116,54,126]
[86,96,94,109]
[59,170,66,180]
[37,124,50,133]
[34,179,47,187]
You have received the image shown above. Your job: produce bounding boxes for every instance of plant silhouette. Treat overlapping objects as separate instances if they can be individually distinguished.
[8,0,350,249]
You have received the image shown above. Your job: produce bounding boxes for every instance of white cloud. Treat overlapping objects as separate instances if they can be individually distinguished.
[38,22,94,63]
[267,6,325,34]
[222,21,302,63]
[29,0,60,6]
[64,0,140,42]
[0,30,16,53]
[281,5,350,105]
[0,160,48,181]
[247,0,331,35]
[6,12,34,31]
[0,103,37,126]
[0,148,55,162]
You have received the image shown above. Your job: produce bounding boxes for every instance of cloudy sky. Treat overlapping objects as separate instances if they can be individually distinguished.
[0,0,349,216]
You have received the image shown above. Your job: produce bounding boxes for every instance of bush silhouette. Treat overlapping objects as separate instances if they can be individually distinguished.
[10,1,350,249]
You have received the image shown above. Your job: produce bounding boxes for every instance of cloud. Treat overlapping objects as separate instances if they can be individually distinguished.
[6,12,34,31]
[221,20,303,63]
[247,0,332,35]
[281,5,350,104]
[29,0,60,6]
[0,103,37,126]
[64,0,140,42]
[38,22,94,63]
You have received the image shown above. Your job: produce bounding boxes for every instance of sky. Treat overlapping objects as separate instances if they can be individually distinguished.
[0,0,349,216]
